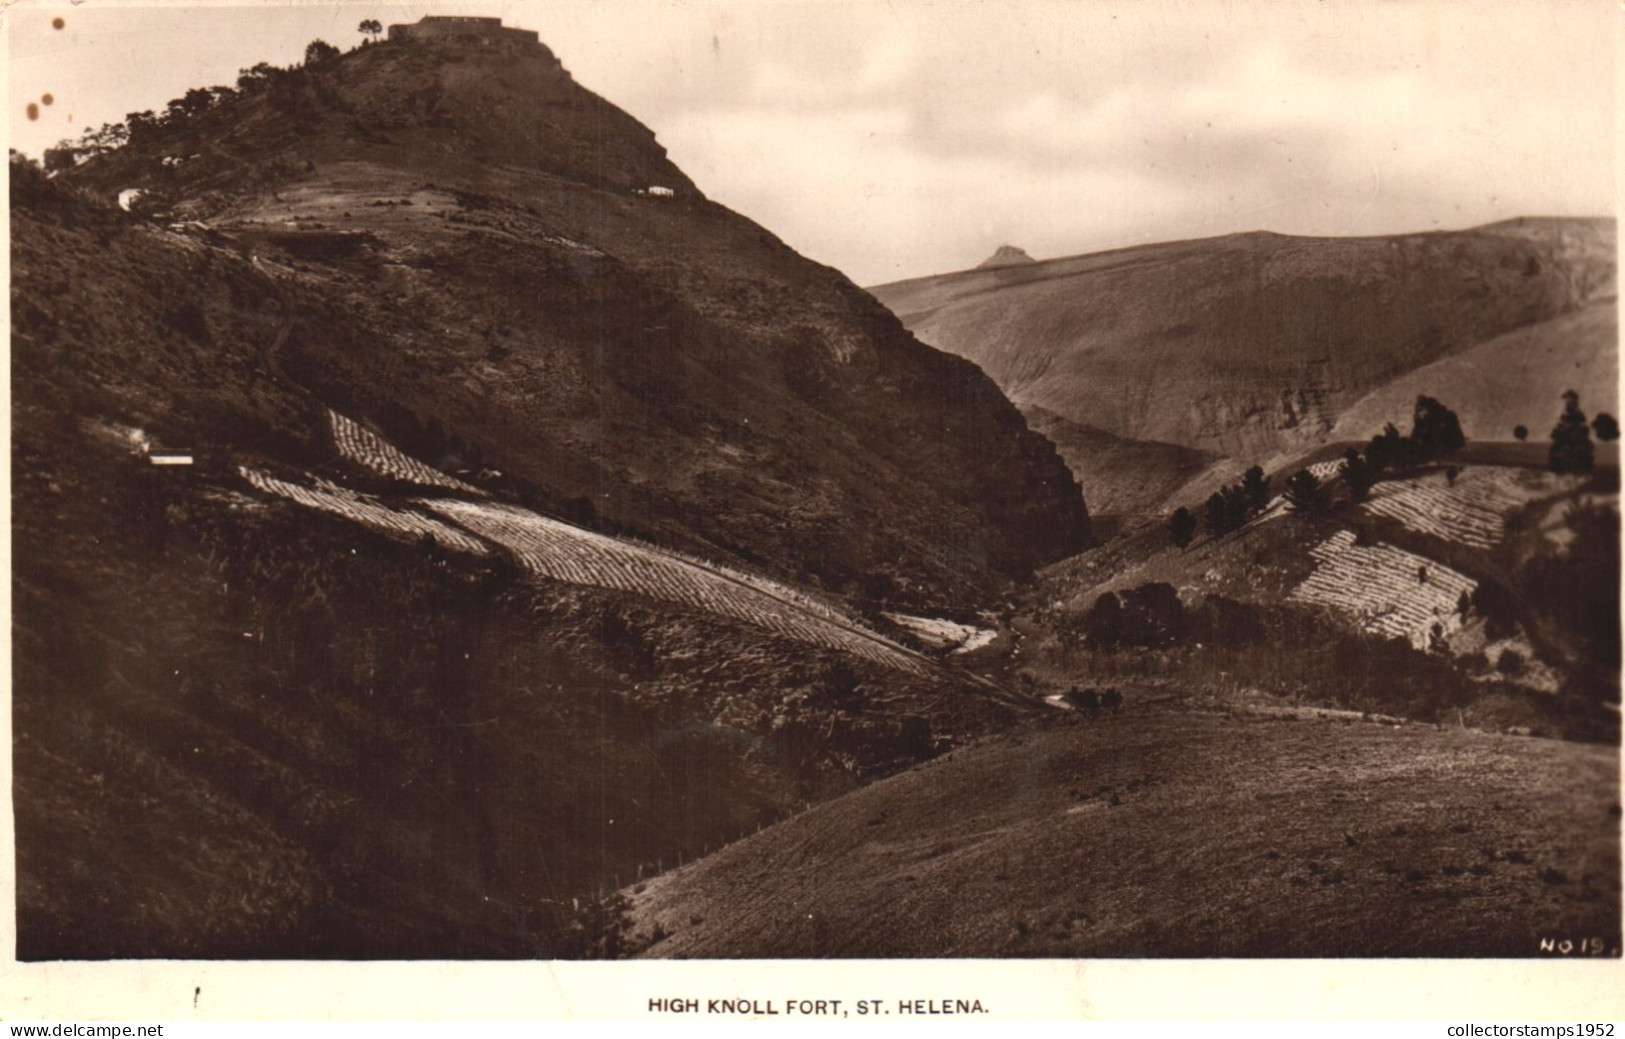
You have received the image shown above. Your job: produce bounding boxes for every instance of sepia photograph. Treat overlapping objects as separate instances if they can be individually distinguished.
[5,0,1619,977]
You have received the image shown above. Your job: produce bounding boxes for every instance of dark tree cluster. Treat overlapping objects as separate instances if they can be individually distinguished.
[1283,468,1327,513]
[1306,395,1469,514]
[1085,583,1186,649]
[1184,465,1269,542]
[1522,501,1620,676]
[1549,390,1595,474]
[40,38,345,172]
[1168,506,1197,548]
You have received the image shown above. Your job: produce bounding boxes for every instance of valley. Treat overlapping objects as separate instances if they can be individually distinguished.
[10,14,1618,964]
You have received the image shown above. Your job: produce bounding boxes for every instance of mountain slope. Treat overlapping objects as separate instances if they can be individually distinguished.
[66,32,1090,602]
[11,25,1088,958]
[870,222,1615,464]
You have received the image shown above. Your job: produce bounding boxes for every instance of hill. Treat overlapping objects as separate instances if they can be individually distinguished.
[627,706,1619,957]
[1331,301,1618,443]
[60,29,1090,602]
[869,222,1616,471]
[977,245,1036,269]
[11,24,1089,958]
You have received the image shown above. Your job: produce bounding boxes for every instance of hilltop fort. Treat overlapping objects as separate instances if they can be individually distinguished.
[387,15,540,46]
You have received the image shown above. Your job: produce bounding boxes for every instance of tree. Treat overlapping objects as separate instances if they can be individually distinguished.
[305,39,340,65]
[237,62,278,91]
[1549,390,1595,474]
[1085,592,1123,650]
[1119,583,1186,648]
[1204,486,1248,537]
[1366,423,1405,473]
[1283,468,1327,513]
[1241,465,1269,512]
[1593,413,1619,442]
[1513,425,1528,442]
[42,145,79,173]
[178,86,215,118]
[1411,395,1466,460]
[1169,506,1197,549]
[359,18,383,41]
[125,110,158,145]
[1340,448,1375,501]
[1204,490,1230,537]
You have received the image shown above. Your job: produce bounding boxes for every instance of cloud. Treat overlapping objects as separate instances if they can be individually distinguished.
[9,0,1613,284]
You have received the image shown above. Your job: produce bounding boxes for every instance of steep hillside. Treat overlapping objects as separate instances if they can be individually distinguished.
[10,26,1089,958]
[64,31,1089,603]
[870,222,1615,466]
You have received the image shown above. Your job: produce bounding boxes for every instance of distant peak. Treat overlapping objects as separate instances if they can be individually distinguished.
[977,245,1036,269]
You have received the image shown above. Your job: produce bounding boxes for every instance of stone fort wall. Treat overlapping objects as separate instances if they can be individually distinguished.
[387,16,540,46]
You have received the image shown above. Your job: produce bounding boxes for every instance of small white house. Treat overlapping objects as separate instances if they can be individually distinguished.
[647,186,676,199]
[118,188,144,212]
[148,450,194,467]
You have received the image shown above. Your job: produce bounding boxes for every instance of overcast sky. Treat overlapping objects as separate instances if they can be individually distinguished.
[7,0,1617,284]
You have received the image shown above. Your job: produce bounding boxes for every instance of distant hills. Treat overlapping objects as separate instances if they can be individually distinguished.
[977,244,1036,269]
[871,220,1616,521]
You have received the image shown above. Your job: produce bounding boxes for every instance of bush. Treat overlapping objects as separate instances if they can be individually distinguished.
[305,39,341,65]
[1169,506,1196,548]
[1340,448,1375,501]
[1119,583,1185,647]
[1497,648,1525,677]
[1283,469,1327,513]
[1085,592,1123,649]
[1550,390,1595,474]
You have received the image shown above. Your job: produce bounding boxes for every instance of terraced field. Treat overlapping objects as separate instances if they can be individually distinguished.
[423,499,929,674]
[1361,468,1559,549]
[1288,529,1476,648]
[327,410,485,495]
[239,467,493,556]
[1305,459,1345,482]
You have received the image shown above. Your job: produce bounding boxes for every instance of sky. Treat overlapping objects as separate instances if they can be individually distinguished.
[5,0,1618,284]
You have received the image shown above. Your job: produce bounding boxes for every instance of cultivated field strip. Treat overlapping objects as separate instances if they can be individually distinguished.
[423,499,930,674]
[240,467,493,557]
[639,542,855,627]
[1361,469,1537,549]
[1288,529,1476,648]
[328,410,486,496]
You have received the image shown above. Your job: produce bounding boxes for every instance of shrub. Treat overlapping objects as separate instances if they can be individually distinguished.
[1497,648,1525,676]
[1340,448,1375,501]
[1284,469,1327,513]
[1550,390,1595,474]
[1169,506,1197,548]
[1242,466,1270,512]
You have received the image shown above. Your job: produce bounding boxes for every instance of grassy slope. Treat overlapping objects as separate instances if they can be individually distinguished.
[869,223,1615,462]
[628,707,1619,957]
[1332,301,1619,442]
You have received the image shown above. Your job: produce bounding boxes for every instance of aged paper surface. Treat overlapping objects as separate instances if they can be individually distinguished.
[3,0,1623,1020]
